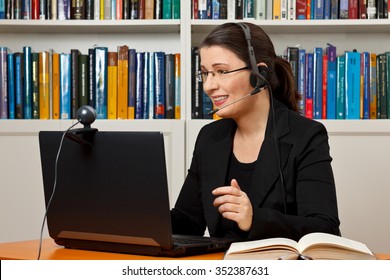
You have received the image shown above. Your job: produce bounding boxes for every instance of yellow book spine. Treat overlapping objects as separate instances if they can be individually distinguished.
[370,53,377,119]
[117,45,129,119]
[273,0,281,20]
[52,53,60,119]
[174,53,181,119]
[39,51,50,119]
[107,52,118,119]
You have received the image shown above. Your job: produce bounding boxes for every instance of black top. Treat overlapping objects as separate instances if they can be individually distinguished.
[171,97,340,242]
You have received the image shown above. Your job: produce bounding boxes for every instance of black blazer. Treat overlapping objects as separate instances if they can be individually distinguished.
[171,98,340,241]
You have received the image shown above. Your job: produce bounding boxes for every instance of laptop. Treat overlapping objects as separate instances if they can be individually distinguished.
[39,130,233,257]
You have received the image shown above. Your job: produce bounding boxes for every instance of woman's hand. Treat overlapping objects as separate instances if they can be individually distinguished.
[212,179,253,231]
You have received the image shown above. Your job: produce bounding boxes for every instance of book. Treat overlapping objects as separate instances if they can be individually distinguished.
[107,51,118,119]
[154,51,165,119]
[305,52,313,119]
[52,52,60,120]
[345,50,361,119]
[7,53,15,119]
[15,52,24,119]
[174,53,181,119]
[369,53,377,119]
[165,53,175,119]
[135,51,144,119]
[78,54,89,107]
[0,47,7,119]
[31,52,39,119]
[59,53,71,119]
[23,46,32,119]
[94,46,108,119]
[117,45,129,119]
[313,47,323,119]
[128,48,136,119]
[326,44,337,119]
[223,232,376,260]
[336,55,346,119]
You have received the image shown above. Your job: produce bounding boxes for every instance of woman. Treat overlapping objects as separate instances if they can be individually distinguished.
[171,22,340,242]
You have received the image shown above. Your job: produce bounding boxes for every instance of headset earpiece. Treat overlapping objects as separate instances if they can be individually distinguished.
[236,23,269,90]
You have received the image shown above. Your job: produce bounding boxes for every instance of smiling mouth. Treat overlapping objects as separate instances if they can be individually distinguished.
[212,95,229,106]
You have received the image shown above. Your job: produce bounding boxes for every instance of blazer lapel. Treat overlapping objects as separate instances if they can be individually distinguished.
[248,99,292,207]
[201,120,236,236]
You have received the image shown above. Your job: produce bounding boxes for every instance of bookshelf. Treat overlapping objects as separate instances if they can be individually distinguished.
[1,1,390,253]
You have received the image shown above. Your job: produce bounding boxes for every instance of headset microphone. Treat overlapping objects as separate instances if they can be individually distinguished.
[207,85,266,115]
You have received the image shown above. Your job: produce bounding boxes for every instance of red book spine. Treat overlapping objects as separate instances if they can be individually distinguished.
[31,0,40,19]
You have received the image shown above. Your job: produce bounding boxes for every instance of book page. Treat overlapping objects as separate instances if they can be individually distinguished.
[297,232,373,255]
[226,238,299,255]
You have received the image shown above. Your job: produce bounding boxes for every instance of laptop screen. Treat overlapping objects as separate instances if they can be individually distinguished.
[39,131,174,250]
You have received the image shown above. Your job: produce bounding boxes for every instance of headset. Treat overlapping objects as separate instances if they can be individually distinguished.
[236,22,287,214]
[236,22,269,90]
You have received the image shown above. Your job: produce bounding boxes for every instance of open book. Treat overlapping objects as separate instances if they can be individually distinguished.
[224,232,376,260]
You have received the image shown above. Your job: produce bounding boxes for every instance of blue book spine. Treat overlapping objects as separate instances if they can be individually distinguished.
[22,0,31,19]
[148,52,155,119]
[59,53,71,119]
[94,47,108,119]
[15,53,24,119]
[305,53,314,119]
[363,52,370,119]
[345,51,361,119]
[154,52,165,119]
[326,44,337,119]
[23,46,32,119]
[336,55,345,119]
[135,52,144,119]
[314,0,324,19]
[0,47,7,118]
[212,0,220,19]
[0,0,5,19]
[7,53,15,119]
[244,0,255,18]
[162,0,172,19]
[142,52,150,119]
[198,0,208,19]
[313,47,323,119]
[323,0,331,19]
[298,48,306,115]
[128,48,136,119]
[88,48,95,108]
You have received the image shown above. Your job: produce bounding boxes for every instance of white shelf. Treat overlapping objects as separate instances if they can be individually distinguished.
[191,19,390,34]
[0,20,181,34]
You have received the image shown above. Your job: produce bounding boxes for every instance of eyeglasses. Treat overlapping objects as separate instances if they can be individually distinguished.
[196,66,249,83]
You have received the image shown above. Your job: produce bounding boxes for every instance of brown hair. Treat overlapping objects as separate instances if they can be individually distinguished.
[200,22,299,112]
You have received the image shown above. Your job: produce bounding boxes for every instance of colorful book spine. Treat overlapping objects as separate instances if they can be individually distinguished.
[148,52,155,119]
[297,48,306,116]
[117,45,129,119]
[23,47,32,119]
[70,49,80,119]
[212,0,220,18]
[128,48,136,119]
[107,51,118,119]
[172,0,180,18]
[52,52,60,120]
[305,52,313,119]
[162,0,172,19]
[7,53,15,119]
[345,51,361,119]
[336,55,346,119]
[15,53,24,119]
[31,52,39,119]
[174,53,181,119]
[94,46,108,119]
[59,53,71,119]
[361,52,370,119]
[313,47,323,119]
[142,52,150,119]
[0,47,7,119]
[78,54,89,107]
[154,51,165,119]
[369,53,377,119]
[296,0,307,19]
[135,51,144,119]
[322,53,328,119]
[88,48,95,108]
[165,53,175,119]
[39,51,50,119]
[326,44,337,119]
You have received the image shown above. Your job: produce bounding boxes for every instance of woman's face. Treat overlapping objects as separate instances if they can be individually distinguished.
[199,46,254,119]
